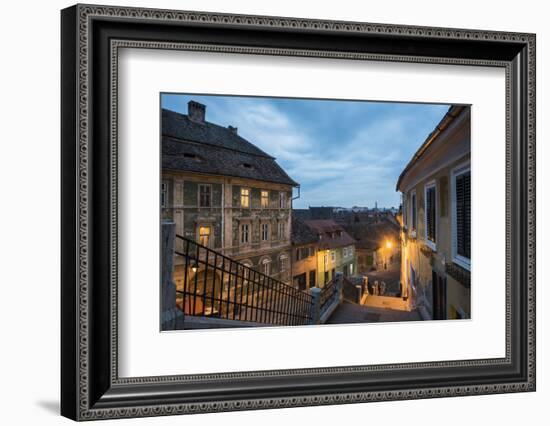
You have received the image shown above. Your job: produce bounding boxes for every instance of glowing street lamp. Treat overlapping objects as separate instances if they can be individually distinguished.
[386,240,392,249]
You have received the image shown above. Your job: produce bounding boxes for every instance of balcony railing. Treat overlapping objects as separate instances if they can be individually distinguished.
[174,235,313,326]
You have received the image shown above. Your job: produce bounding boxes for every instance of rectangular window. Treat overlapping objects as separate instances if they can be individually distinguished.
[161,182,167,207]
[331,251,336,262]
[343,247,348,258]
[279,192,286,209]
[402,194,407,227]
[198,225,211,247]
[261,223,269,241]
[277,221,285,240]
[309,270,316,288]
[198,184,211,207]
[240,188,250,208]
[261,190,269,208]
[261,259,270,276]
[240,224,249,244]
[453,167,471,268]
[425,182,437,247]
[410,191,417,233]
[280,256,288,272]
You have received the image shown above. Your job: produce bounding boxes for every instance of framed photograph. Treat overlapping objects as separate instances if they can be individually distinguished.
[61,4,536,421]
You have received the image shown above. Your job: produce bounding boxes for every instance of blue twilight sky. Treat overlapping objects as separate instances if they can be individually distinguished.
[161,94,450,209]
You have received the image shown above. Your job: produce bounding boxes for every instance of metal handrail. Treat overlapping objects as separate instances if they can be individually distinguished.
[173,234,312,326]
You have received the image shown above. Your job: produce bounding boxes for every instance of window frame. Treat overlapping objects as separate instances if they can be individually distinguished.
[261,190,269,209]
[240,187,250,208]
[424,180,437,250]
[160,182,167,208]
[451,162,471,270]
[410,189,417,237]
[277,221,286,240]
[240,223,250,245]
[279,254,289,273]
[261,257,271,276]
[197,224,212,247]
[279,191,287,209]
[198,183,212,208]
[261,222,270,241]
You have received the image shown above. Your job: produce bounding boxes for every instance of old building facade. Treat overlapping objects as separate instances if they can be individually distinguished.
[162,101,298,296]
[397,105,471,320]
[291,218,320,290]
[302,220,357,288]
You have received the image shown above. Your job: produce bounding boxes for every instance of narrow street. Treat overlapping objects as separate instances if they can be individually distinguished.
[364,253,402,296]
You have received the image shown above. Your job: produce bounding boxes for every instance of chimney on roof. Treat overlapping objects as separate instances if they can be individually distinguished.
[228,125,238,134]
[188,101,205,124]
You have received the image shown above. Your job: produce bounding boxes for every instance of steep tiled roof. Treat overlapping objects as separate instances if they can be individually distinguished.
[396,105,468,191]
[344,219,400,250]
[291,217,319,246]
[304,220,356,249]
[162,108,298,186]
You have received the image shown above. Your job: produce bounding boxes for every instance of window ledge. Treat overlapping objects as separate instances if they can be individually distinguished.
[445,262,471,288]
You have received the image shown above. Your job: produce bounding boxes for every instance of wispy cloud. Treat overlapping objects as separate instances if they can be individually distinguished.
[161,94,449,208]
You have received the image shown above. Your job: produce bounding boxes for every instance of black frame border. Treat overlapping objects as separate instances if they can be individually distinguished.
[61,4,536,421]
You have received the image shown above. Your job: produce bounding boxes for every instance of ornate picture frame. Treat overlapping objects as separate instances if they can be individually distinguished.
[61,4,535,420]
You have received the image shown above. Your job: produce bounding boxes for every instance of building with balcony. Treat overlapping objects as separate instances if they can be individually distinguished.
[396,105,471,320]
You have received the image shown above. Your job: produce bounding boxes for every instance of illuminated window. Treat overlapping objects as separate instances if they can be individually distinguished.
[240,188,250,208]
[198,226,211,247]
[261,223,269,241]
[240,224,250,244]
[261,190,269,208]
[198,184,211,207]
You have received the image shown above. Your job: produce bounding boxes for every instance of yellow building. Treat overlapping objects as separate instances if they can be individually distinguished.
[396,106,471,320]
[291,218,320,290]
[302,220,357,288]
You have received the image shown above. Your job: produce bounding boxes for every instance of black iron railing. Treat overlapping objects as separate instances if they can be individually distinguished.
[173,235,312,326]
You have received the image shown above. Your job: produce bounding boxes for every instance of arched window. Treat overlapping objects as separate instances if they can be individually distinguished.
[261,257,271,276]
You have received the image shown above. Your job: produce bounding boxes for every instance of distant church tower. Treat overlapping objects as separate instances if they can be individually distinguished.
[375,201,378,211]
